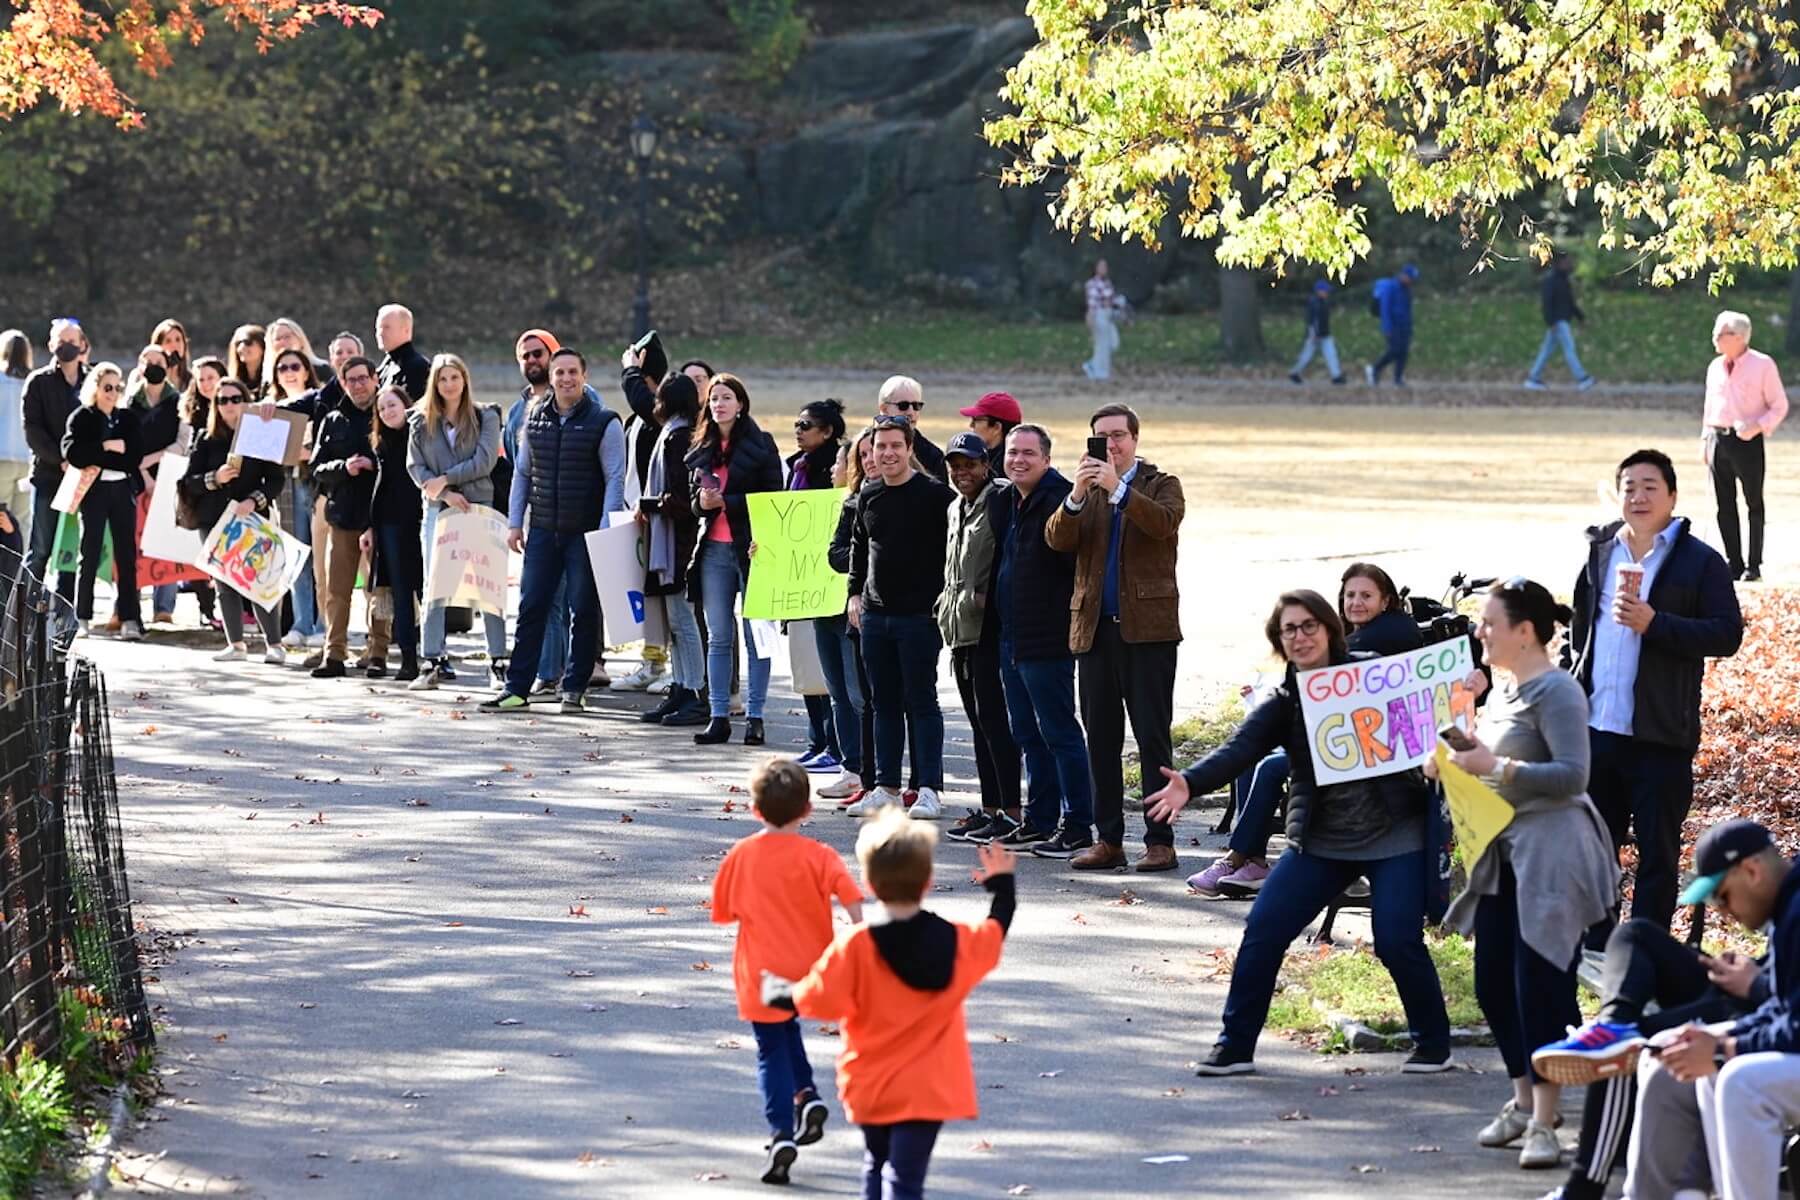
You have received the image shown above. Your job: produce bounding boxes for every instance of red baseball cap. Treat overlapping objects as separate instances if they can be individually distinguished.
[959,391,1022,424]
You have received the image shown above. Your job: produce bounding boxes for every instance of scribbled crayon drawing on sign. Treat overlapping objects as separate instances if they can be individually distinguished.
[1298,640,1477,785]
[198,507,310,610]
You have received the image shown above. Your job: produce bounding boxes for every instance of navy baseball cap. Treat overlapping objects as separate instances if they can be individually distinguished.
[944,431,988,461]
[1401,264,1420,281]
[1313,280,1332,294]
[1679,819,1774,905]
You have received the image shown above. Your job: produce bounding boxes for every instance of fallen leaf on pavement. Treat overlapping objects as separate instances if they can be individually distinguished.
[1410,1145,1441,1153]
[1007,1187,1033,1196]
[1161,1087,1185,1098]
[646,905,668,915]
[619,813,635,823]
[691,961,712,971]
[567,969,595,978]
[1071,913,1088,925]
[1318,1085,1339,1096]
[694,1172,727,1182]
[1112,889,1142,906]
[971,1138,994,1152]
[403,798,430,807]
[1037,1070,1062,1078]
[569,904,590,918]
[1352,1164,1383,1173]
[1278,1110,1310,1121]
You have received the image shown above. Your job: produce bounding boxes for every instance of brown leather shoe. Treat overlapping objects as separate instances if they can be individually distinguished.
[1070,842,1126,871]
[1135,845,1179,872]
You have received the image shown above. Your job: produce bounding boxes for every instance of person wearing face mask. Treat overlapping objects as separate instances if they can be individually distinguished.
[1146,590,1452,1079]
[308,357,384,678]
[23,317,89,609]
[62,363,145,640]
[129,344,186,624]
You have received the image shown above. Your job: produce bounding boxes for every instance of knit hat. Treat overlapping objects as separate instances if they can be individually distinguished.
[515,328,561,356]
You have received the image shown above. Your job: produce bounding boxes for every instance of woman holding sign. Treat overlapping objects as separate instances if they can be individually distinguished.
[62,363,146,640]
[786,398,850,773]
[178,378,287,662]
[1436,579,1616,1171]
[1144,589,1451,1078]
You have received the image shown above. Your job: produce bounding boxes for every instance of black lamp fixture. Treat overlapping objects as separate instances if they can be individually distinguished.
[629,114,659,340]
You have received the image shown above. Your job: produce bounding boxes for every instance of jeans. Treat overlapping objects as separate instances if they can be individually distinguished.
[418,503,506,660]
[375,521,423,661]
[698,540,769,719]
[1229,748,1290,860]
[1291,333,1342,379]
[665,592,704,690]
[1371,331,1411,384]
[805,693,838,756]
[998,644,1091,836]
[77,480,138,623]
[151,582,178,616]
[286,477,323,635]
[950,632,1018,811]
[1080,623,1176,849]
[534,576,568,684]
[1219,845,1449,1055]
[860,611,944,791]
[814,614,864,776]
[750,1018,816,1140]
[861,1120,941,1200]
[28,479,75,601]
[1526,319,1588,383]
[503,526,599,698]
[1474,860,1581,1081]
[1589,730,1692,929]
[1084,308,1118,380]
[1710,430,1767,574]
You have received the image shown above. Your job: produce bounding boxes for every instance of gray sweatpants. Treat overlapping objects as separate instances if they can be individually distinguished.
[1699,1051,1800,1200]
[1624,1051,1710,1198]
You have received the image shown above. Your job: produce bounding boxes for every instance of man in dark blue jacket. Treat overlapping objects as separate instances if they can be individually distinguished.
[1568,449,1743,928]
[1364,264,1417,387]
[1288,281,1345,384]
[1524,252,1596,390]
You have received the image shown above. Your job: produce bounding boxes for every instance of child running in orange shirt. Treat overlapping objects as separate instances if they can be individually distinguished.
[711,758,865,1185]
[762,805,1017,1200]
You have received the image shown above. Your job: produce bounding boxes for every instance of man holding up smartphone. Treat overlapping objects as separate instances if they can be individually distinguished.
[1044,402,1185,873]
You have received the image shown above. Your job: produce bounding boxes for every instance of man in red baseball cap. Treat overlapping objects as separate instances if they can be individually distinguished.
[959,392,1022,477]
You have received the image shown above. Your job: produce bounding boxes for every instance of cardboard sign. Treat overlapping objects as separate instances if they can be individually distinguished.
[584,518,647,643]
[51,510,111,579]
[1298,641,1478,784]
[230,409,309,466]
[198,506,310,609]
[119,491,208,588]
[51,464,99,514]
[1434,745,1515,868]
[424,506,509,617]
[743,489,849,620]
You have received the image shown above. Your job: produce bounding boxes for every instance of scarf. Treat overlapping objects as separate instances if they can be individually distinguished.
[646,415,690,586]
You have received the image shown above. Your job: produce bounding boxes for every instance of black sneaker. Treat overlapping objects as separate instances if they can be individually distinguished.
[761,1138,798,1185]
[310,658,347,679]
[995,821,1051,849]
[1194,1043,1256,1076]
[945,811,997,843]
[1402,1046,1455,1074]
[1030,825,1095,859]
[970,811,1022,844]
[794,1093,828,1146]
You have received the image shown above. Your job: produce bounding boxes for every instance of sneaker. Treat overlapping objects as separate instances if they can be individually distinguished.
[796,748,823,769]
[407,670,439,692]
[909,788,943,820]
[591,667,611,689]
[1330,375,1347,385]
[1031,825,1095,859]
[816,771,861,801]
[761,1138,797,1186]
[263,646,287,666]
[609,661,664,692]
[970,811,1021,844]
[1187,856,1239,897]
[531,677,558,696]
[490,661,509,688]
[1523,378,1549,391]
[305,632,325,648]
[996,822,1052,850]
[311,659,347,679]
[835,789,867,811]
[119,620,144,642]
[1288,371,1304,384]
[646,674,673,696]
[1217,860,1272,893]
[281,629,305,649]
[1194,1043,1255,1076]
[1519,1119,1561,1169]
[945,811,997,843]
[1577,376,1597,392]
[845,787,902,816]
[479,693,530,713]
[802,751,841,775]
[1529,1021,1645,1087]
[559,692,585,714]
[434,658,457,683]
[365,659,387,679]
[1363,364,1377,386]
[794,1094,828,1147]
[1478,1099,1530,1148]
[213,644,247,662]
[1402,1046,1455,1073]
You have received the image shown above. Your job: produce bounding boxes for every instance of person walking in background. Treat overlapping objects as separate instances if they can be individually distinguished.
[959,391,1021,477]
[364,386,424,683]
[23,317,87,611]
[1702,310,1787,581]
[1568,449,1742,929]
[62,363,144,641]
[1046,402,1185,873]
[1288,281,1346,385]
[0,330,35,531]
[635,374,709,728]
[876,376,945,482]
[1523,252,1596,391]
[1083,258,1124,381]
[1365,264,1419,387]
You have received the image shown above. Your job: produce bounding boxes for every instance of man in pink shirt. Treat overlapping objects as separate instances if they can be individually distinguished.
[1703,310,1788,581]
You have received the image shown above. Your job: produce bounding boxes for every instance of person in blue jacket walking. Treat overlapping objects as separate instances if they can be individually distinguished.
[1365,264,1418,387]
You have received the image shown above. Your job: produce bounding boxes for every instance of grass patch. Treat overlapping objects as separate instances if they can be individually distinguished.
[1171,694,1245,764]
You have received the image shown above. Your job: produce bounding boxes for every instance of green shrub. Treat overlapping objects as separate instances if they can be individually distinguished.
[0,1048,72,1195]
[728,0,809,84]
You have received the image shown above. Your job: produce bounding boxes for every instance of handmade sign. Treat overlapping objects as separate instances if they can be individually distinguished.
[51,464,99,514]
[584,516,646,642]
[198,506,310,609]
[230,409,309,466]
[787,618,829,695]
[1434,745,1515,868]
[743,489,848,620]
[51,511,111,579]
[1298,640,1477,784]
[121,490,208,588]
[424,506,508,617]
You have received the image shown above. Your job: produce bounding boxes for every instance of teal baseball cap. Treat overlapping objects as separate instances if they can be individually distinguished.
[1678,819,1773,905]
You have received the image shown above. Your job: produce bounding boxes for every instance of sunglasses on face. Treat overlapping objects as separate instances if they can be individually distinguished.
[794,420,816,433]
[277,361,306,374]
[1279,618,1322,640]
[519,348,547,360]
[889,400,924,412]
[874,415,909,429]
[98,383,122,395]
[216,394,247,406]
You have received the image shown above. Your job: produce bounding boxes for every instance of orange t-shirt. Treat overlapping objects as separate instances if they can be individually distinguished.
[791,917,1005,1126]
[711,830,863,1023]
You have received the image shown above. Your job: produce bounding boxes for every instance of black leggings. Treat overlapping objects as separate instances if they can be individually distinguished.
[1473,861,1582,1082]
[77,479,138,623]
[220,587,280,647]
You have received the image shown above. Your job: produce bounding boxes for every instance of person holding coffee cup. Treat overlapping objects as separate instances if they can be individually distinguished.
[1566,449,1744,930]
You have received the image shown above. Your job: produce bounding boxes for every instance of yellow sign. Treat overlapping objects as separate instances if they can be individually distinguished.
[1435,746,1515,870]
[744,489,849,620]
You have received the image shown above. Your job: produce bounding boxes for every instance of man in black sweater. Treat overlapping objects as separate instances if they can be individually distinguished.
[21,317,88,603]
[375,304,430,401]
[848,417,955,818]
[877,375,945,482]
[1524,252,1596,390]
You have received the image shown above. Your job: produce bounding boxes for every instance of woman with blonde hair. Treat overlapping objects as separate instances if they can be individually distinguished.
[266,317,333,388]
[407,352,505,689]
[61,363,145,639]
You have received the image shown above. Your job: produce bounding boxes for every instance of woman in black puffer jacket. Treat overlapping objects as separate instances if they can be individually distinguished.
[178,376,286,663]
[1145,589,1449,1078]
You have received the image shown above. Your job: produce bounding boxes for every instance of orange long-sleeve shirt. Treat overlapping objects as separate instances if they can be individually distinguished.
[711,829,863,1023]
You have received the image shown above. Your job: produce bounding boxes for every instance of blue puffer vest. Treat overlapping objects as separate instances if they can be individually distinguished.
[523,391,619,533]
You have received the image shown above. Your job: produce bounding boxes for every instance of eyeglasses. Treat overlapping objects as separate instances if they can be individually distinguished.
[277,361,306,374]
[1279,618,1323,641]
[793,420,816,432]
[519,348,547,360]
[98,383,123,395]
[216,393,247,406]
[889,400,924,412]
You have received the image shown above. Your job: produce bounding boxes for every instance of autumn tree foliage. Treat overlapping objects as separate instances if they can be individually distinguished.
[0,0,381,127]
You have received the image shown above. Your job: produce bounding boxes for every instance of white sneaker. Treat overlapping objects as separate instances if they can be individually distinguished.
[263,646,288,666]
[610,661,665,692]
[1478,1100,1529,1148]
[1518,1119,1561,1169]
[909,787,943,819]
[646,675,673,696]
[1522,379,1548,391]
[817,770,860,800]
[844,787,902,816]
[281,630,305,649]
[1363,363,1377,386]
[407,671,438,691]
[305,632,325,648]
[213,644,247,662]
[119,620,144,642]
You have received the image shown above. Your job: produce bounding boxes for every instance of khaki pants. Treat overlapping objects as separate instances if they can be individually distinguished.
[320,523,363,664]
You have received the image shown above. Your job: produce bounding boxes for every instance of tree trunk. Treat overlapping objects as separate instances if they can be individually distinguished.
[1219,267,1264,363]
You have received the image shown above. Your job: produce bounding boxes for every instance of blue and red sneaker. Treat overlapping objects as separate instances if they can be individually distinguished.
[1531,1021,1646,1087]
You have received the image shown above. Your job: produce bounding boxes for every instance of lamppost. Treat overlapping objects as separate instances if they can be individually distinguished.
[629,114,658,339]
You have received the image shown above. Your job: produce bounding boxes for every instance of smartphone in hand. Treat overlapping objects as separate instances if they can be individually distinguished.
[1439,725,1477,752]
[1086,435,1108,462]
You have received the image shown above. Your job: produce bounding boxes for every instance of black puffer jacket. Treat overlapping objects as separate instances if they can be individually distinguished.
[1179,654,1429,852]
[178,432,285,532]
[683,414,782,579]
[311,405,378,531]
[63,405,144,475]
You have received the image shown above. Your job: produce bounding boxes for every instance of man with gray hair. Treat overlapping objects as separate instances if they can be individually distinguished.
[1702,310,1787,581]
[876,375,945,482]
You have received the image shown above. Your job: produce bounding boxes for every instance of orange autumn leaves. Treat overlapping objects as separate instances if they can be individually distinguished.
[0,0,381,126]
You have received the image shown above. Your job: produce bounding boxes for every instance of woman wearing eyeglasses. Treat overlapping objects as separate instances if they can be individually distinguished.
[1435,578,1616,1170]
[62,363,146,639]
[179,380,286,662]
[1144,588,1451,1078]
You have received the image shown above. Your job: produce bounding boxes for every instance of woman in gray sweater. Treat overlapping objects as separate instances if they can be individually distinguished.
[1439,578,1618,1171]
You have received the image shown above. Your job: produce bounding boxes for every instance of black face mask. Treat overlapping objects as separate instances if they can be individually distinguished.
[164,352,183,368]
[54,342,81,364]
[143,364,167,386]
